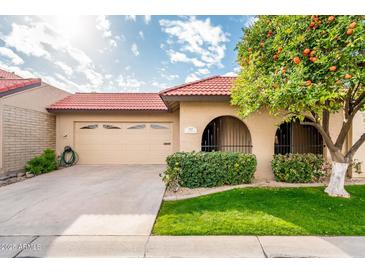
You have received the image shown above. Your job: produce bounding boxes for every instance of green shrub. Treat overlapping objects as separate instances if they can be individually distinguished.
[271,153,328,183]
[25,149,58,175]
[163,151,257,188]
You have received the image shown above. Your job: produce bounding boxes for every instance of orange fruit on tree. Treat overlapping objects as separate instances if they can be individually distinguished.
[277,47,283,53]
[349,22,356,29]
[306,80,312,86]
[347,29,353,35]
[309,22,315,28]
[260,40,265,47]
[329,66,337,72]
[310,57,318,63]
[344,74,352,79]
[293,57,301,64]
[273,54,278,61]
[248,48,252,52]
[310,50,316,57]
[303,48,310,56]
[336,80,342,85]
[328,16,335,22]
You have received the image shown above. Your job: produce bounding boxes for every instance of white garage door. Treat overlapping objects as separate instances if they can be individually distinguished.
[74,122,172,164]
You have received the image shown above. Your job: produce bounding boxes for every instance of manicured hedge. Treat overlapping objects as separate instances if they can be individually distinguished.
[25,149,58,175]
[163,151,257,188]
[271,153,327,183]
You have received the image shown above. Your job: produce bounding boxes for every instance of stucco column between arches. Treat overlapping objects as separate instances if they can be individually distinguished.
[179,101,279,180]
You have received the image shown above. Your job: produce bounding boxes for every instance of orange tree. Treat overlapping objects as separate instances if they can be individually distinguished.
[232,15,364,197]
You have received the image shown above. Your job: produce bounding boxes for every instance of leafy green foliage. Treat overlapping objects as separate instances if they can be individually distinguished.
[153,186,365,235]
[163,151,257,188]
[232,15,364,120]
[25,149,58,175]
[271,153,328,183]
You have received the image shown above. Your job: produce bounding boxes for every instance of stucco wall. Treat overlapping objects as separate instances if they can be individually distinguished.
[54,100,347,179]
[55,111,180,157]
[352,111,365,177]
[0,83,69,175]
[1,83,69,113]
[179,101,345,180]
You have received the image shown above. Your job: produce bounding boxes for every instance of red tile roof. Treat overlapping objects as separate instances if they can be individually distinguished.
[0,68,41,95]
[160,75,236,96]
[47,92,168,111]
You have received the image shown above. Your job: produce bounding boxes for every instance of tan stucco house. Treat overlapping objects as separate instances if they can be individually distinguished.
[48,75,363,179]
[0,69,69,176]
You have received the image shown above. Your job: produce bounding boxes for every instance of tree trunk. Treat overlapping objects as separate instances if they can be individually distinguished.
[325,162,350,198]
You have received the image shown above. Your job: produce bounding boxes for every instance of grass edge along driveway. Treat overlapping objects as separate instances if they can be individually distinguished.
[153,186,365,236]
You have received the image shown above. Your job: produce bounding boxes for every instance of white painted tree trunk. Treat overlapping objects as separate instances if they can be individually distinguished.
[325,162,350,198]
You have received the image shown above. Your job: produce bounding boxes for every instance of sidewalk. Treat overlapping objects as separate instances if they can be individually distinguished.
[1,236,364,258]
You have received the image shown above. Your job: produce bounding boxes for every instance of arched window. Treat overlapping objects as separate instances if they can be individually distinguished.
[201,116,252,153]
[274,118,324,154]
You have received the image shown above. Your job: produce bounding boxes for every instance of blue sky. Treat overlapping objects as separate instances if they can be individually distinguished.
[0,16,255,93]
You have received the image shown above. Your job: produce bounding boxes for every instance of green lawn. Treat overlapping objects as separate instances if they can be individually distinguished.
[153,186,365,235]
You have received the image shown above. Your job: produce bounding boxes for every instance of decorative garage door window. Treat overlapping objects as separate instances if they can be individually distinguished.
[80,124,98,129]
[151,124,169,129]
[103,124,121,129]
[127,124,146,129]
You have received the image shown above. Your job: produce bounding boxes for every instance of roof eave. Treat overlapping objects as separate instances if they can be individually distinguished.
[160,94,231,102]
[46,108,170,114]
[0,81,42,98]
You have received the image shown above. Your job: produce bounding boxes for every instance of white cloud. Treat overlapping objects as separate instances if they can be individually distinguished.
[168,50,205,67]
[197,68,209,75]
[96,16,117,48]
[0,60,35,78]
[223,66,240,76]
[139,31,144,39]
[117,75,145,91]
[83,68,104,87]
[1,21,104,89]
[144,16,151,24]
[244,16,258,28]
[54,73,84,91]
[96,16,111,37]
[223,72,237,77]
[185,73,200,83]
[1,23,53,59]
[125,15,136,22]
[131,43,140,56]
[161,73,179,81]
[0,47,24,65]
[55,61,73,76]
[151,81,168,90]
[160,16,229,69]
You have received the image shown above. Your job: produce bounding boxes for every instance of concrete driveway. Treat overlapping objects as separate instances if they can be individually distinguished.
[0,165,165,236]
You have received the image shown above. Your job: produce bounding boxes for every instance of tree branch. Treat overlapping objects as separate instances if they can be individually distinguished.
[352,91,365,113]
[346,133,365,161]
[334,91,364,149]
[322,108,330,136]
[335,119,353,149]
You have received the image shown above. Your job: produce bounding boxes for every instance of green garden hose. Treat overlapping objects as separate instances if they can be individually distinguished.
[60,146,78,166]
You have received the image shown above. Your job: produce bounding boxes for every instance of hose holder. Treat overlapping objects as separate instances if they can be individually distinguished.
[60,146,78,167]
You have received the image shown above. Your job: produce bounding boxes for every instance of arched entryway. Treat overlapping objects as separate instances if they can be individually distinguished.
[201,116,252,153]
[274,118,324,154]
